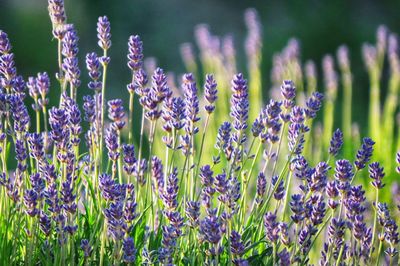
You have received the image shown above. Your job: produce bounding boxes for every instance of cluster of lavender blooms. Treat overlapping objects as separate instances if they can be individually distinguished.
[1,1,400,265]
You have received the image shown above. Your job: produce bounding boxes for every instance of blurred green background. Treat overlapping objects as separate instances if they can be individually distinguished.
[1,0,400,127]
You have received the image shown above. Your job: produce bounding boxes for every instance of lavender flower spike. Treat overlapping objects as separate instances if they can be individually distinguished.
[280,80,296,110]
[264,212,279,242]
[329,128,343,157]
[369,162,385,189]
[80,239,92,258]
[182,73,200,134]
[0,30,12,55]
[48,0,66,28]
[355,137,375,170]
[230,73,249,134]
[305,92,324,119]
[97,16,111,51]
[108,99,126,130]
[122,237,137,263]
[397,151,400,174]
[204,74,218,113]
[127,35,143,72]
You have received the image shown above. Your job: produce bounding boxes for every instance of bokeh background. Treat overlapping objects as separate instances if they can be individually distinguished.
[1,0,400,127]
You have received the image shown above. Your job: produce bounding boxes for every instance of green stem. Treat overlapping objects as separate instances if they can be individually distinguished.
[281,171,293,222]
[271,122,287,177]
[99,49,108,172]
[375,237,383,266]
[128,91,135,144]
[370,188,379,258]
[194,113,210,181]
[335,242,345,266]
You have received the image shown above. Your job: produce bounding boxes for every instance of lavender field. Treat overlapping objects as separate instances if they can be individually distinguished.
[0,0,400,265]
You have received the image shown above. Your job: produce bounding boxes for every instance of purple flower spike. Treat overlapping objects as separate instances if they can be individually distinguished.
[161,168,178,210]
[171,97,185,130]
[24,189,39,217]
[83,95,96,123]
[103,201,126,241]
[337,45,350,70]
[230,73,249,133]
[163,96,186,134]
[310,196,326,225]
[133,68,148,96]
[151,156,164,193]
[123,144,136,175]
[329,129,343,157]
[30,173,45,195]
[0,53,17,85]
[278,248,290,265]
[310,161,330,192]
[64,97,82,145]
[48,0,66,27]
[323,55,337,90]
[185,201,200,228]
[369,162,385,189]
[251,116,263,138]
[105,126,119,161]
[290,194,304,224]
[293,155,312,182]
[264,212,279,242]
[272,175,284,201]
[216,122,233,159]
[230,230,245,255]
[396,151,400,174]
[278,222,291,246]
[36,72,50,97]
[8,94,30,133]
[12,75,26,95]
[15,139,27,172]
[151,68,170,103]
[127,35,143,71]
[355,137,375,170]
[133,159,147,186]
[244,8,262,61]
[80,239,92,258]
[124,198,138,223]
[280,80,296,110]
[215,172,228,195]
[97,16,111,50]
[62,28,81,88]
[326,181,339,209]
[0,30,12,55]
[204,74,218,113]
[27,77,39,101]
[334,159,353,183]
[182,73,200,134]
[199,165,214,188]
[256,172,267,204]
[27,133,45,160]
[86,52,102,91]
[108,99,125,130]
[39,212,52,236]
[122,237,137,263]
[62,28,79,58]
[305,92,324,119]
[287,107,308,155]
[199,209,222,245]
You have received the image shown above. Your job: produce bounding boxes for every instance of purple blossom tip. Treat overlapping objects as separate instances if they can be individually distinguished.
[97,16,111,50]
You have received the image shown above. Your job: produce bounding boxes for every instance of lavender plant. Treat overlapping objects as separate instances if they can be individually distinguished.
[0,1,400,265]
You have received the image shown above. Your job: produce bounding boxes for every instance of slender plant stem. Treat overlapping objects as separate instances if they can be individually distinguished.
[370,188,379,258]
[128,91,135,144]
[99,49,108,172]
[194,113,210,181]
